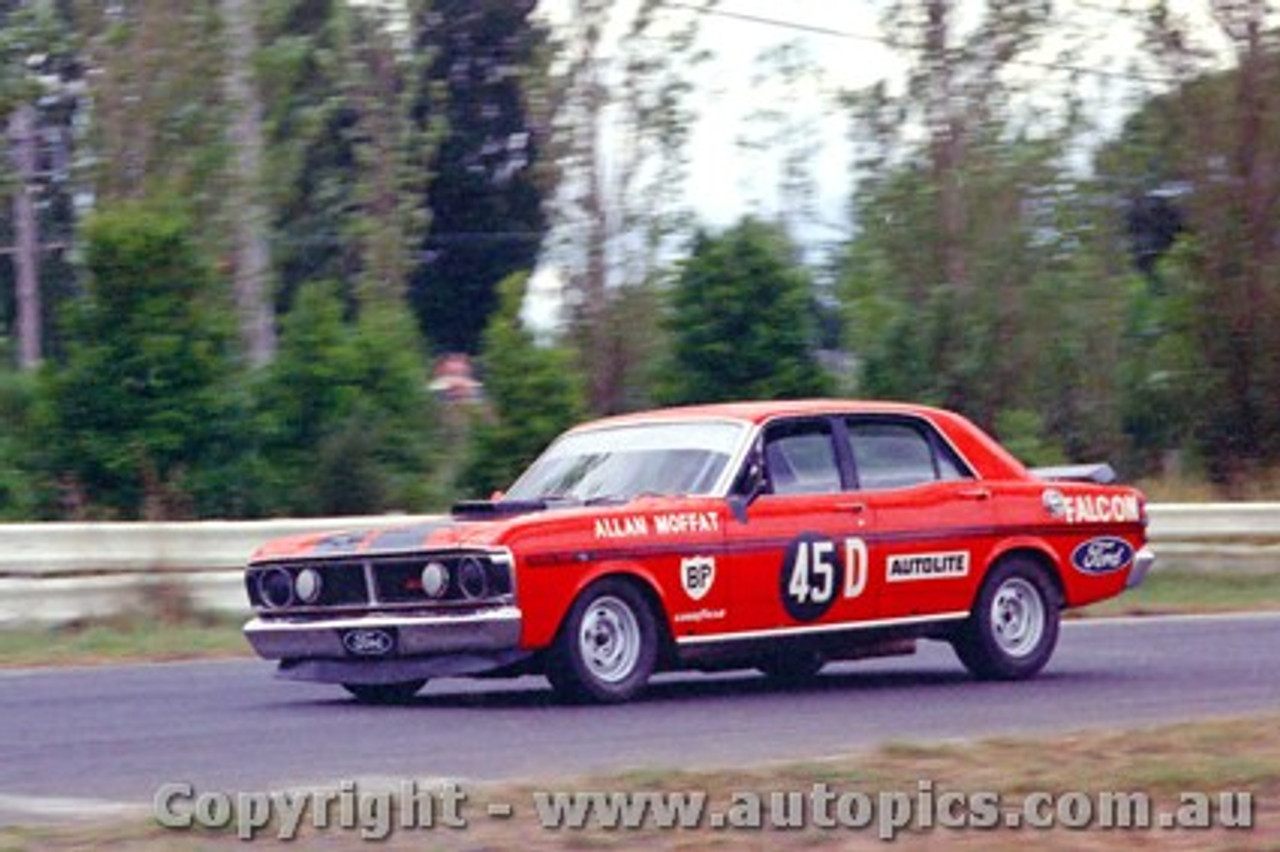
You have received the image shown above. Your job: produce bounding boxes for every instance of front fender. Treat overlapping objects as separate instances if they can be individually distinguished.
[516,557,670,650]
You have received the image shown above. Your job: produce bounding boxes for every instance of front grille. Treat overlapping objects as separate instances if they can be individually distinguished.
[372,553,514,603]
[246,550,514,612]
[313,561,370,606]
[245,560,369,609]
[375,558,435,603]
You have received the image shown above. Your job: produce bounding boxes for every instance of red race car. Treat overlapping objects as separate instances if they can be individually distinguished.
[243,400,1154,703]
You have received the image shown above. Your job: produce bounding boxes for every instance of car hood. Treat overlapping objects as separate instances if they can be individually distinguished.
[248,496,728,563]
[249,514,514,562]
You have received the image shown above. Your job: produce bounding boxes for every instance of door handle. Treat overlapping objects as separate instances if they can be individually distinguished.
[958,487,992,501]
[835,501,867,514]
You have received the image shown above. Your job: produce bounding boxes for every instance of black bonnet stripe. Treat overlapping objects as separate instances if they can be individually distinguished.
[366,520,458,552]
[311,531,373,555]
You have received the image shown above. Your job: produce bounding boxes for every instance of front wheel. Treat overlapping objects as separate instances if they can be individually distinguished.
[952,559,1059,681]
[341,680,427,704]
[546,578,659,704]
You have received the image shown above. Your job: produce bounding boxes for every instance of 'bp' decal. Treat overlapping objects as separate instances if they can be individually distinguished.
[680,556,716,601]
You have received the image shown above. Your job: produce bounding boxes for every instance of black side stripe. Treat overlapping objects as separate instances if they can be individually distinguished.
[523,522,1143,568]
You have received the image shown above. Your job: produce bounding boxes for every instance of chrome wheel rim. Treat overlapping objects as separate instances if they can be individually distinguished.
[990,577,1045,658]
[579,596,641,683]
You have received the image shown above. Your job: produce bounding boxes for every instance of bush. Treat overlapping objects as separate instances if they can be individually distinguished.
[252,282,440,515]
[41,202,242,519]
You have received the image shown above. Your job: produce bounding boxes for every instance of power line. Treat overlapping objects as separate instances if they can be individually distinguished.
[666,2,1181,86]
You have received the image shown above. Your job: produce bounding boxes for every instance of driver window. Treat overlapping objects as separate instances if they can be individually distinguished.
[763,420,841,495]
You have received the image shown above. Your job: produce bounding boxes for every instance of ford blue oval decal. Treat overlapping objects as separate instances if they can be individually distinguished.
[1071,536,1135,575]
[341,628,396,657]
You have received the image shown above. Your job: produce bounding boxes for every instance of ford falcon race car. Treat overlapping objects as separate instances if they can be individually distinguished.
[243,400,1154,704]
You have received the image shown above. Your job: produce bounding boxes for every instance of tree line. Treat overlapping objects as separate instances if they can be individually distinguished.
[0,0,1276,519]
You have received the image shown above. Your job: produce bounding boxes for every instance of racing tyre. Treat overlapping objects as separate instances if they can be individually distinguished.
[952,558,1059,681]
[547,578,659,704]
[341,680,427,704]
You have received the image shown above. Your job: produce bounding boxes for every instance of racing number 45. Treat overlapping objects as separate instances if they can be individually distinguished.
[782,536,868,622]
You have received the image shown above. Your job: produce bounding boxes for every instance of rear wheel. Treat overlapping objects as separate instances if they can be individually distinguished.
[341,680,427,704]
[546,578,659,704]
[952,558,1059,680]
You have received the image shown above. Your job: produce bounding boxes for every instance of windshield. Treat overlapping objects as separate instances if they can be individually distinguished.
[504,420,748,502]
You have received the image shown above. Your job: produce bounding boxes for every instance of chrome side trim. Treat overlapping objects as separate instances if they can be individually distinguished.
[675,610,970,646]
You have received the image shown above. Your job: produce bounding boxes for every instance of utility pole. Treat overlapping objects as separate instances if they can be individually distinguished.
[9,103,40,369]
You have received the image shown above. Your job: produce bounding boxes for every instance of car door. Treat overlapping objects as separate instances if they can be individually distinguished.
[723,416,880,636]
[842,415,998,621]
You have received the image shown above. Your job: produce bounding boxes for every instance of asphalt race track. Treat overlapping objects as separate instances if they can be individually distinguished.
[3,613,1280,822]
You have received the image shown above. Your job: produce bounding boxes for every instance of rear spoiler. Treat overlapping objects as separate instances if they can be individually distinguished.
[1030,463,1117,485]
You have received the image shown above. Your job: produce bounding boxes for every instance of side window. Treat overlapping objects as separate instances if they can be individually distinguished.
[846,419,971,490]
[763,420,842,495]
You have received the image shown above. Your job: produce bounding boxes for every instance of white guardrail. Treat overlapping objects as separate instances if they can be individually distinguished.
[0,504,1278,627]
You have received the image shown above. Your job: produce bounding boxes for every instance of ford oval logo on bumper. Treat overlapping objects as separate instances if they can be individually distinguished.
[1071,536,1135,575]
[341,628,396,657]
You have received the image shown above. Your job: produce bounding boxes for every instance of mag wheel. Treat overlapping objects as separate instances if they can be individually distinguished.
[341,680,427,704]
[953,558,1059,681]
[547,578,658,704]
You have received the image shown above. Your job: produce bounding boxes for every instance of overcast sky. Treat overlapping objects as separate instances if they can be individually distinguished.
[523,0,1249,330]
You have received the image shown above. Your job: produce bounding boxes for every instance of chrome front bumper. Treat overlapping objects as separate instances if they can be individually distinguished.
[244,606,522,663]
[1127,546,1156,589]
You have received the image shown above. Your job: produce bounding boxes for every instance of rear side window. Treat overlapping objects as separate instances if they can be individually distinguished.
[845,419,971,490]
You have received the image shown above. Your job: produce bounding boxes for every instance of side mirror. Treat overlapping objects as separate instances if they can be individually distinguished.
[727,456,767,524]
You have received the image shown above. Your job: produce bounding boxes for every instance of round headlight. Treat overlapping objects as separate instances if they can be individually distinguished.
[420,561,450,599]
[458,556,489,599]
[257,567,294,608]
[294,567,323,604]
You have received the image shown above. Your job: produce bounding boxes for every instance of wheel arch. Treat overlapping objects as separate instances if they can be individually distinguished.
[985,540,1065,608]
[543,567,670,703]
[535,561,675,655]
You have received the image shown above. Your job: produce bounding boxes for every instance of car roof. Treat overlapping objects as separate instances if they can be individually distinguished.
[563,398,1031,482]
[571,399,951,430]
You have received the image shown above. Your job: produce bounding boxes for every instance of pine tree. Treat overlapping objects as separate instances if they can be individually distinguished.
[460,272,582,497]
[660,218,831,405]
[408,0,551,355]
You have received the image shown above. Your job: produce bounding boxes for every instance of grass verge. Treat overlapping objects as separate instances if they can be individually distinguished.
[0,611,249,668]
[1075,567,1280,617]
[1,713,1276,850]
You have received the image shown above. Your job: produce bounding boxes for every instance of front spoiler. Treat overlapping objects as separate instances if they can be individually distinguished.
[275,650,534,684]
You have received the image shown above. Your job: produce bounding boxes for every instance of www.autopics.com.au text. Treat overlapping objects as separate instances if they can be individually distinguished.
[153,779,1255,841]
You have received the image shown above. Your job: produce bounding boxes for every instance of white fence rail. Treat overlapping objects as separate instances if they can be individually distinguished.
[1,505,1278,627]
[0,515,436,627]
